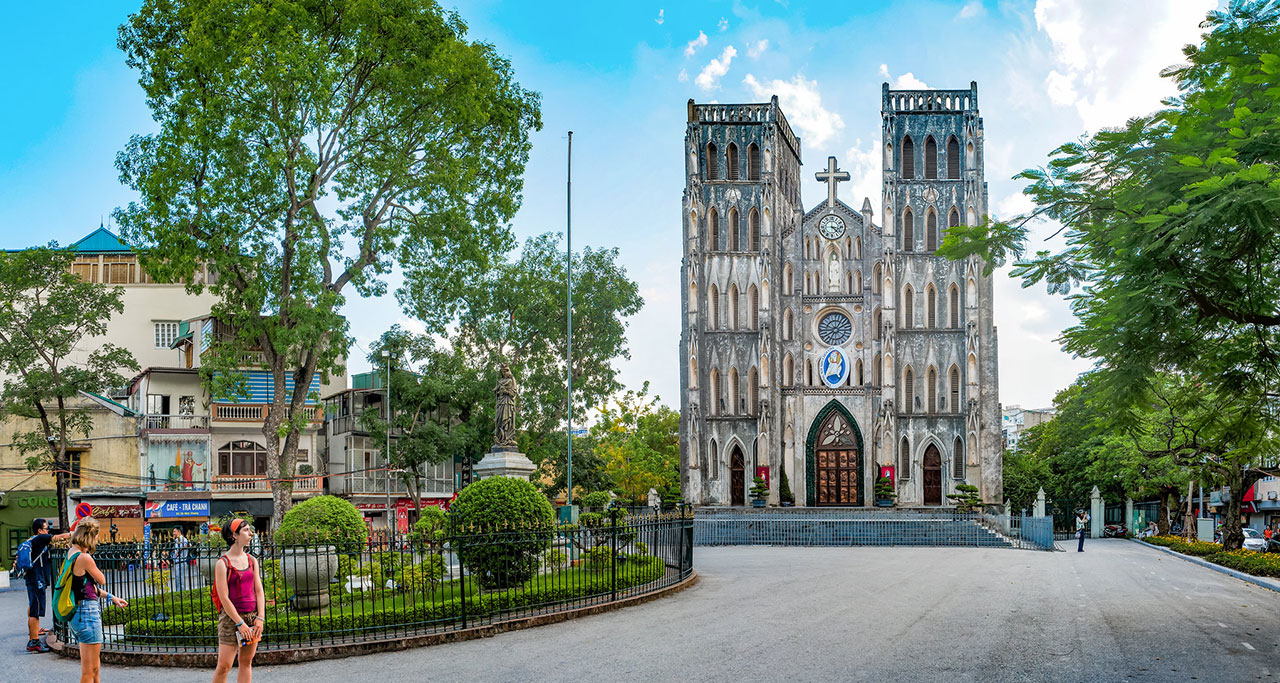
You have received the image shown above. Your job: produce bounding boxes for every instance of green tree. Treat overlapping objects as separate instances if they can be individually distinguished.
[940,1,1280,547]
[0,247,138,529]
[114,0,541,527]
[592,384,680,504]
[360,326,489,519]
[430,232,643,467]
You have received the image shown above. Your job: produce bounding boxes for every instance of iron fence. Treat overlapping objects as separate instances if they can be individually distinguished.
[693,508,1057,550]
[50,508,694,654]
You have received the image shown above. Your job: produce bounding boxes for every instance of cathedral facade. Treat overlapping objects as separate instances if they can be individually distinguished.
[679,83,1002,508]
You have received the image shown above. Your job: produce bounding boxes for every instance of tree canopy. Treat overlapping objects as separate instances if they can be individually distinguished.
[113,0,542,526]
[0,247,137,529]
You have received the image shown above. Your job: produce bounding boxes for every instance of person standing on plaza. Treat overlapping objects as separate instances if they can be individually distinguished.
[63,517,129,682]
[22,518,70,653]
[213,518,265,683]
[170,527,189,592]
[1076,510,1089,552]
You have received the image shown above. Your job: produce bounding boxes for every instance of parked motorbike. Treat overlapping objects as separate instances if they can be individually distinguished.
[1103,524,1128,538]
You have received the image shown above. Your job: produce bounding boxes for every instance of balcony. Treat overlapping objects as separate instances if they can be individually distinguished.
[345,475,453,495]
[143,414,210,431]
[211,474,323,493]
[212,403,324,423]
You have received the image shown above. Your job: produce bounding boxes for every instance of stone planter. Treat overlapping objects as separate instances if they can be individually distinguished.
[875,499,894,507]
[281,546,338,611]
[196,552,224,583]
[751,499,767,508]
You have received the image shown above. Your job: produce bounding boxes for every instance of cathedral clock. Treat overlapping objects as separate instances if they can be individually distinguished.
[818,214,846,240]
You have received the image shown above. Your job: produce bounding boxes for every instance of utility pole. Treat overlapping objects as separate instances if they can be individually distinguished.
[383,348,392,536]
[566,130,574,508]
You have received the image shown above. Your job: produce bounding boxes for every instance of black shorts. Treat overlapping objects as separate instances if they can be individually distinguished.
[26,580,46,619]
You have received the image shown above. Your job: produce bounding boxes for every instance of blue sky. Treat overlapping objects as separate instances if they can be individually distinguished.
[0,1,1220,410]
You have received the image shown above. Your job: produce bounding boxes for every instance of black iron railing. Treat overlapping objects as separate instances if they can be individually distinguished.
[50,508,694,654]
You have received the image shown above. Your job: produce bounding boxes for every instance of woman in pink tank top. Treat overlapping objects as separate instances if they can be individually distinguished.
[213,518,265,682]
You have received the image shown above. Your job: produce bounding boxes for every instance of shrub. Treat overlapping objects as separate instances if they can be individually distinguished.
[545,549,567,568]
[584,545,615,570]
[581,491,611,512]
[778,467,794,505]
[577,510,637,547]
[260,559,289,605]
[948,483,983,513]
[275,495,368,551]
[1206,549,1280,578]
[750,476,768,501]
[446,477,555,589]
[409,507,448,552]
[874,476,896,501]
[146,569,172,594]
[1144,535,1221,557]
[395,556,446,591]
[195,532,227,550]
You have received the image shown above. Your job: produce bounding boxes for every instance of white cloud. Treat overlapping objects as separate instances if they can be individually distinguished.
[1033,0,1214,131]
[842,138,881,209]
[655,9,664,25]
[678,68,688,83]
[718,17,729,32]
[684,31,707,58]
[747,39,769,59]
[742,72,844,148]
[894,72,930,89]
[696,45,737,91]
[957,1,986,19]
[878,64,890,79]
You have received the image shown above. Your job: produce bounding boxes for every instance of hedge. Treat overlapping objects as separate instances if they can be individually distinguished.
[122,555,667,646]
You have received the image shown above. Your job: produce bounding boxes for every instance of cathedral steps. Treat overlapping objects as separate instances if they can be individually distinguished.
[693,508,1030,549]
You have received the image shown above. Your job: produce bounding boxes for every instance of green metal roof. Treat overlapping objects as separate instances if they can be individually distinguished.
[69,227,132,254]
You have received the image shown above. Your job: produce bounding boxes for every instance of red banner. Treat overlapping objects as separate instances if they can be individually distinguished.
[879,465,895,487]
[755,466,770,488]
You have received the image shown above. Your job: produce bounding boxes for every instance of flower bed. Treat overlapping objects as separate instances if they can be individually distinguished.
[1141,535,1280,579]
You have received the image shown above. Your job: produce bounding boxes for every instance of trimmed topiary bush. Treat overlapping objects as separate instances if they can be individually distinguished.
[446,477,555,589]
[275,495,368,551]
[581,491,611,512]
[409,507,448,552]
[395,556,446,591]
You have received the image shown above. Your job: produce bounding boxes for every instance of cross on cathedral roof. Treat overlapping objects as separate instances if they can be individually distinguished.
[814,156,850,209]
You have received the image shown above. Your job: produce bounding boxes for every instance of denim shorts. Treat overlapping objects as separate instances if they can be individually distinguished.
[70,599,103,645]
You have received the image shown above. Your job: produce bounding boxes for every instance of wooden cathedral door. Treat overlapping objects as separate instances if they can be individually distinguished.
[923,445,942,505]
[814,410,860,506]
[730,447,746,506]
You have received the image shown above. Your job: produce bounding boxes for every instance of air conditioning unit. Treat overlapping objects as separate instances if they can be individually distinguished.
[1268,491,1277,501]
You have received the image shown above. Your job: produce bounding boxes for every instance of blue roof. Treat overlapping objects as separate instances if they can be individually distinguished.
[69,227,132,254]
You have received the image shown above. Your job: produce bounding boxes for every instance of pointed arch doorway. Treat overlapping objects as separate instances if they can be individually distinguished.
[923,445,942,505]
[805,401,865,506]
[730,446,746,506]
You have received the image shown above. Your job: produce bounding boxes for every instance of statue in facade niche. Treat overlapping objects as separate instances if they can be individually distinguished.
[494,363,519,450]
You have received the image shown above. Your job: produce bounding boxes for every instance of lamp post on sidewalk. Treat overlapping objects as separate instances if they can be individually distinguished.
[383,348,392,534]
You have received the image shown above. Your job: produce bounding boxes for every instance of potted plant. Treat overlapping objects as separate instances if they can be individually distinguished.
[778,467,795,507]
[276,495,367,611]
[874,476,896,507]
[750,476,768,508]
[948,483,983,513]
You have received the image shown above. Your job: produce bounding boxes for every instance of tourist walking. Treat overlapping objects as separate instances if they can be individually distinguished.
[1076,510,1089,552]
[20,518,70,653]
[213,518,265,683]
[170,527,189,591]
[61,517,129,682]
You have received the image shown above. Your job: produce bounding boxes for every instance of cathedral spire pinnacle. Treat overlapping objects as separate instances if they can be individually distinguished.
[815,156,850,208]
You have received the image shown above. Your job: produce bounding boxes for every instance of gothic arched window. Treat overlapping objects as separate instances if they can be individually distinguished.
[729,367,739,415]
[873,263,882,294]
[926,210,938,251]
[924,137,938,179]
[749,209,760,251]
[902,207,914,252]
[927,366,937,413]
[727,143,740,180]
[729,209,740,251]
[947,137,960,179]
[749,285,759,329]
[903,285,915,328]
[710,439,719,479]
[900,136,914,179]
[708,284,719,329]
[749,367,759,415]
[950,285,960,328]
[874,353,882,385]
[949,207,960,234]
[927,285,937,328]
[748,143,761,180]
[899,436,911,479]
[950,365,960,413]
[783,308,793,340]
[706,143,718,180]
[856,359,864,385]
[783,262,794,296]
[709,369,720,415]
[728,284,739,330]
[873,308,881,341]
[953,436,965,478]
[709,208,719,251]
[783,353,794,387]
[904,366,914,413]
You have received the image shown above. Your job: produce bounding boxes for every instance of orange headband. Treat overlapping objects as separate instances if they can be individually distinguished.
[230,519,246,535]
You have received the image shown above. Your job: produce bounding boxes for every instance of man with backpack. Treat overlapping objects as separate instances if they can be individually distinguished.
[19,518,70,653]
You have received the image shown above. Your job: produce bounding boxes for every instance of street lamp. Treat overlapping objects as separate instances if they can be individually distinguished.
[382,348,392,536]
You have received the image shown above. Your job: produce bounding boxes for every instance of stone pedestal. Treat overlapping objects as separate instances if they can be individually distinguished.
[1034,488,1046,518]
[1089,486,1103,539]
[474,449,537,480]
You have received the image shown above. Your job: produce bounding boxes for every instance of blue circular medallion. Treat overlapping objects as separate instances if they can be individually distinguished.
[819,346,849,388]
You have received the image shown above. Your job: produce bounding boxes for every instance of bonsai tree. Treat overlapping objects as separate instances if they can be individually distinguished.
[275,495,369,551]
[581,491,611,512]
[948,483,984,513]
[446,476,555,589]
[874,476,896,504]
[750,476,769,503]
[778,467,795,505]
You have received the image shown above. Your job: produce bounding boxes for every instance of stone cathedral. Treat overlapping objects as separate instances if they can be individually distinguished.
[679,82,1002,508]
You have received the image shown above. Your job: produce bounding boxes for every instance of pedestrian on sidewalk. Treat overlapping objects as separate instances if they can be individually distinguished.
[170,527,189,592]
[212,518,265,683]
[21,518,70,653]
[1076,510,1089,552]
[61,517,130,683]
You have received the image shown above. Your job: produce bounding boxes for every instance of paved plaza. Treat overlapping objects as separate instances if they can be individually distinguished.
[5,540,1278,682]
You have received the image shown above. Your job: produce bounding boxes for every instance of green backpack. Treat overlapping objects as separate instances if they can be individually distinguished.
[52,551,82,624]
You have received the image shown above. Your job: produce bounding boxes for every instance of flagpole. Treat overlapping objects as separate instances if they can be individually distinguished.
[566,131,574,508]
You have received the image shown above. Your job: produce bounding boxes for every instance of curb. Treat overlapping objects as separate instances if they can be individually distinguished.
[56,570,700,667]
[1131,539,1280,594]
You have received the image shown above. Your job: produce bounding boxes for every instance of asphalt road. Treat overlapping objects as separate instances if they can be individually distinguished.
[5,539,1277,682]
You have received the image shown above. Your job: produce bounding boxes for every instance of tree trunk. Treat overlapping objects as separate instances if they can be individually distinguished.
[1221,470,1245,551]
[1183,480,1195,542]
[1156,488,1175,536]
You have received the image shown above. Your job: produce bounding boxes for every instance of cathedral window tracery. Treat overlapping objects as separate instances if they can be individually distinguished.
[817,311,853,345]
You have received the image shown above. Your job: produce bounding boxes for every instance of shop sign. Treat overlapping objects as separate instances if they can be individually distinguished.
[354,502,386,511]
[90,505,142,518]
[14,495,58,509]
[145,500,211,518]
